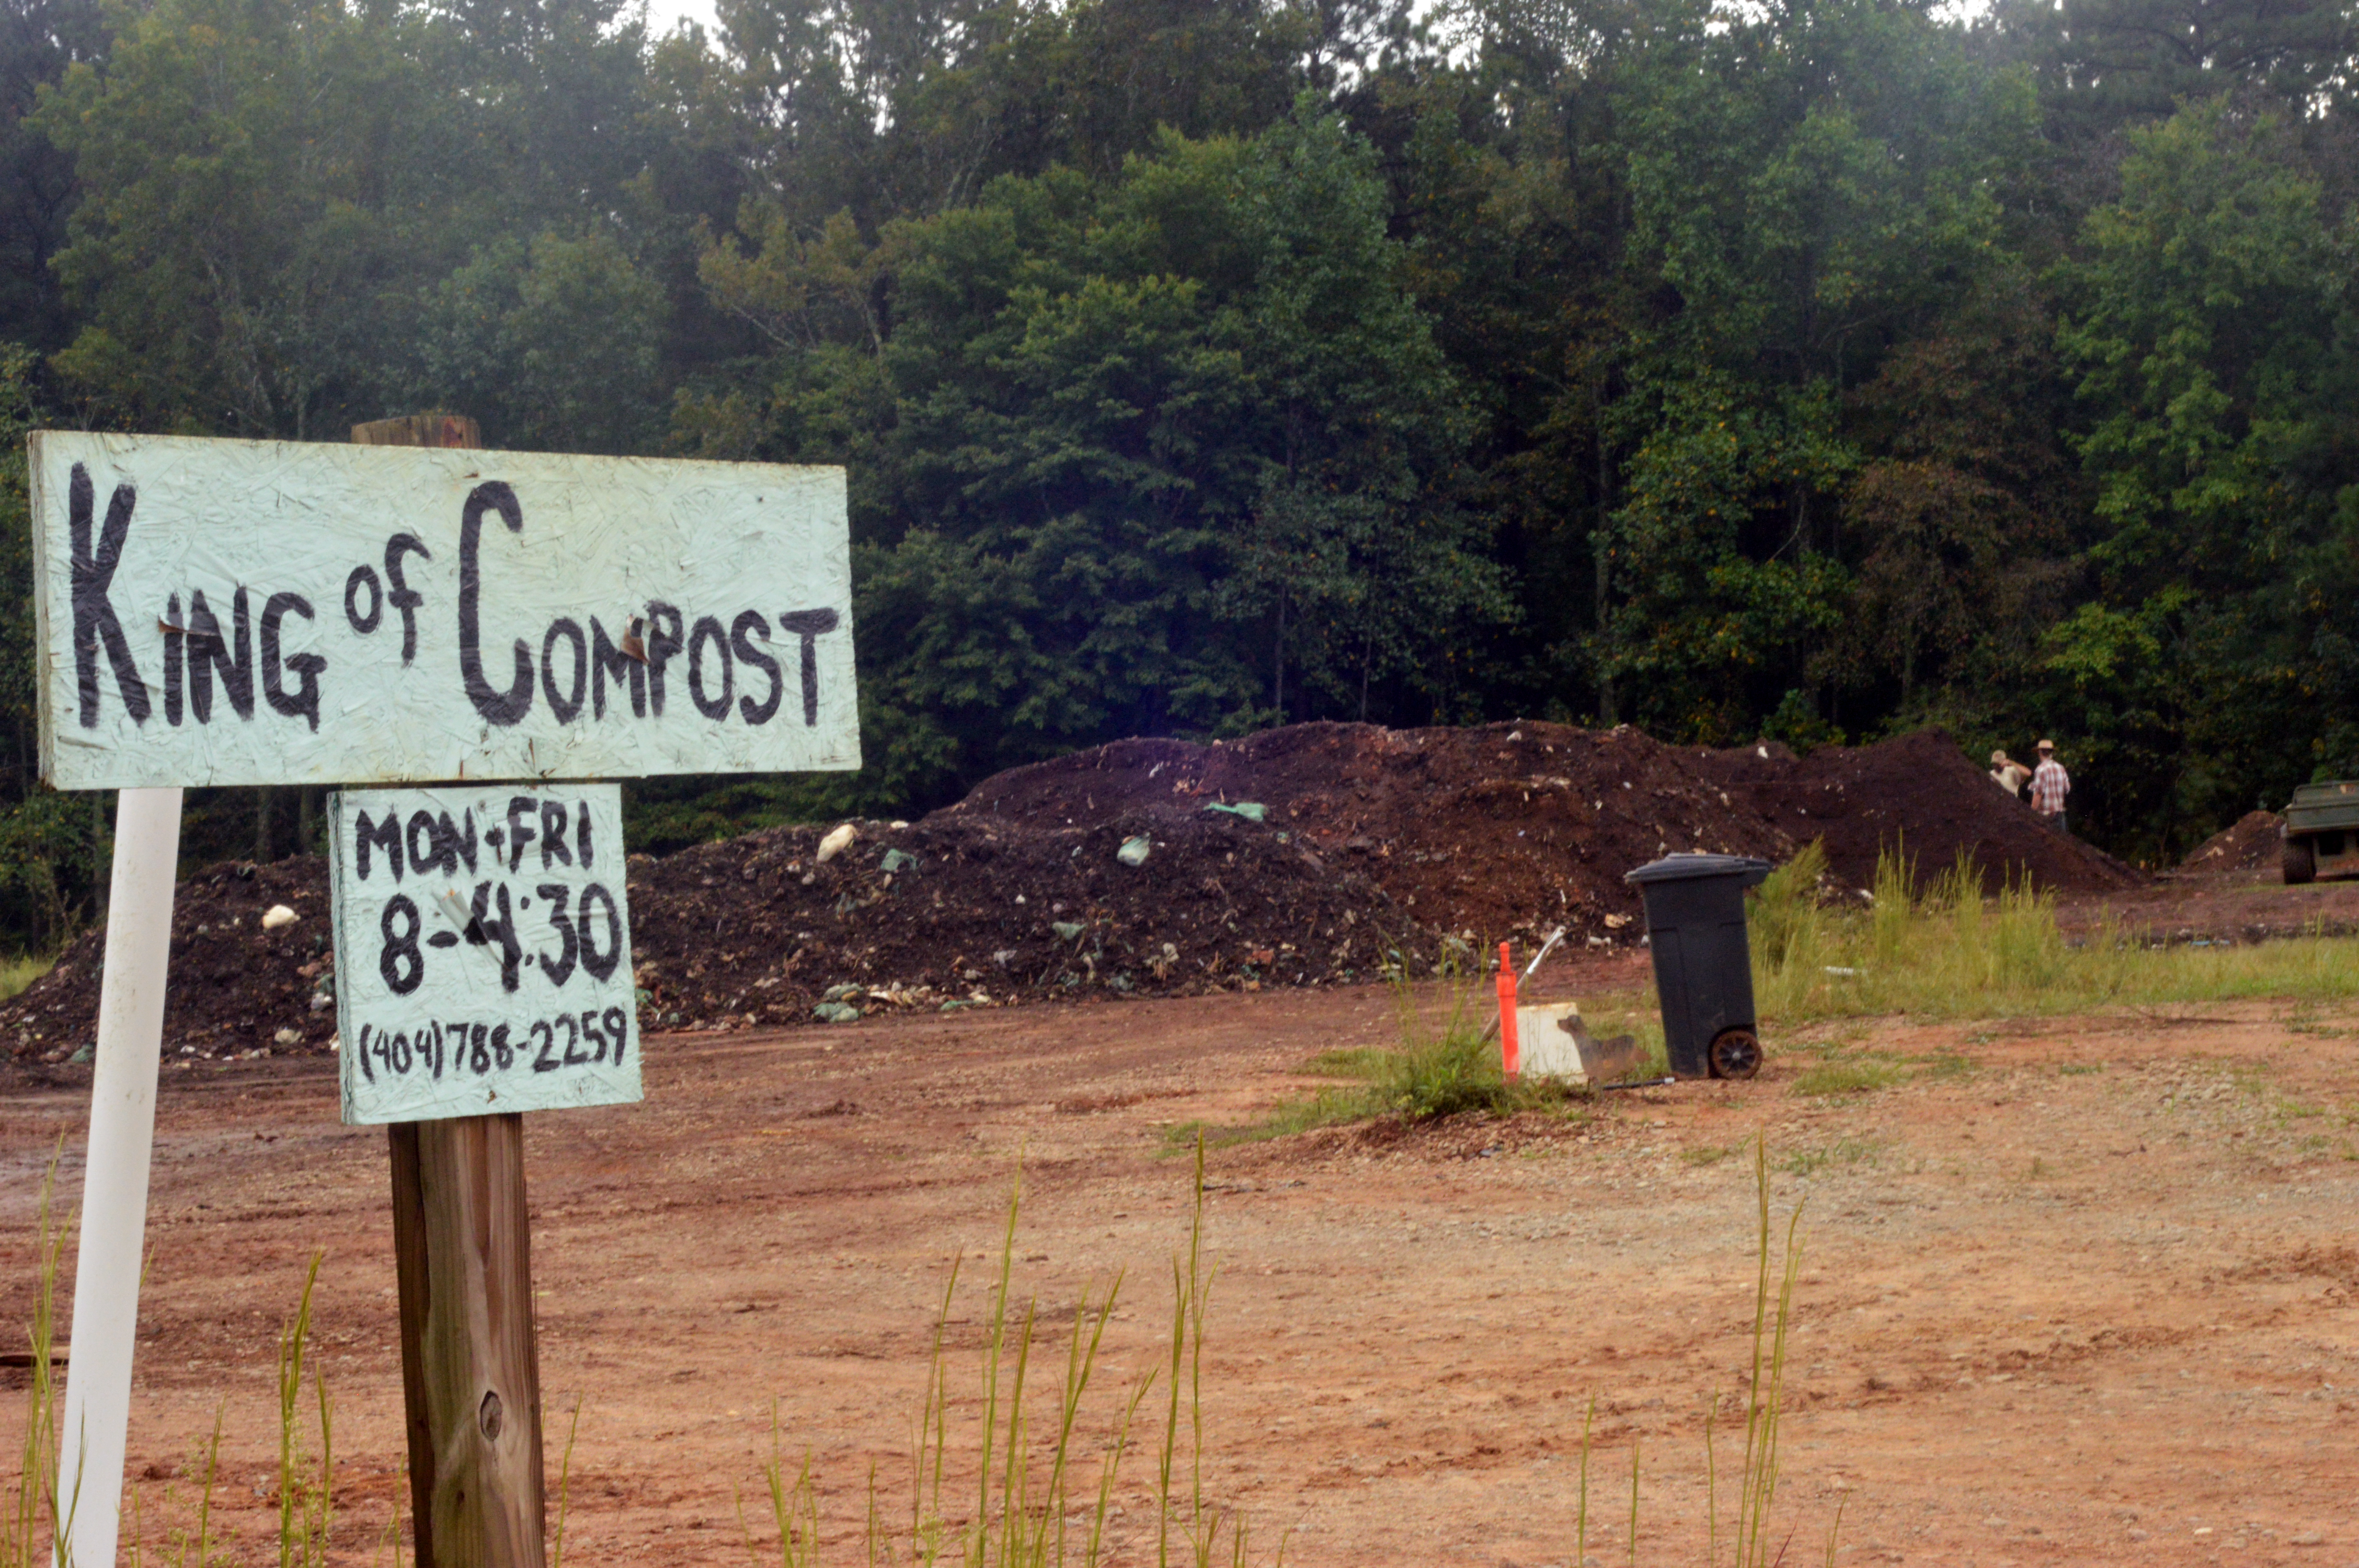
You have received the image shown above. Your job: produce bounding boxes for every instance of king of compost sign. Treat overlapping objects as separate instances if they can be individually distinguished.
[29,433,858,790]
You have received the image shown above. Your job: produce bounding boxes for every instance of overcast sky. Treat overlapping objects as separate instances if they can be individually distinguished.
[640,0,720,42]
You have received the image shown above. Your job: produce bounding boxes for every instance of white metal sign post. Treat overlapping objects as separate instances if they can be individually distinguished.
[31,428,855,1568]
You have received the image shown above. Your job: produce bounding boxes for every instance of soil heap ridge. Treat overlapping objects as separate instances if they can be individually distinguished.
[2182,810,2283,874]
[2,812,1432,1068]
[2,720,2137,1070]
[944,721,2140,937]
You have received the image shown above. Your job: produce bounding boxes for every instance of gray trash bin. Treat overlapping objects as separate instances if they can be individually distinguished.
[1624,853,1772,1080]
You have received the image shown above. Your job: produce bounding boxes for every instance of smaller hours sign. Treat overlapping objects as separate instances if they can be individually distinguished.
[330,783,639,1125]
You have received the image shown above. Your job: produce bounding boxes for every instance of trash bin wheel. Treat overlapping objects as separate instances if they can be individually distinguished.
[2284,834,2317,886]
[1708,1027,1762,1081]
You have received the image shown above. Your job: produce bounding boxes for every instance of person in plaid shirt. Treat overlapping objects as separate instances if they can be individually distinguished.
[2030,739,2070,832]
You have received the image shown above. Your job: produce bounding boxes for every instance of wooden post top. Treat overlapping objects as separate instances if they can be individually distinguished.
[352,412,482,448]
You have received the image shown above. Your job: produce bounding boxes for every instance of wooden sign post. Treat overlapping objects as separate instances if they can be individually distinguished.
[30,423,855,1567]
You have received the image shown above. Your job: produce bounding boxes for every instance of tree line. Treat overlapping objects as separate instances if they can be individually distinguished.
[1,0,2353,944]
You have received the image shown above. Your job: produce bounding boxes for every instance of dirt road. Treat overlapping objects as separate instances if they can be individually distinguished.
[6,978,2359,1566]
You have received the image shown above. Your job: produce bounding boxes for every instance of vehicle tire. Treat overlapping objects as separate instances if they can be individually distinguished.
[2284,834,2317,886]
[1707,1027,1762,1081]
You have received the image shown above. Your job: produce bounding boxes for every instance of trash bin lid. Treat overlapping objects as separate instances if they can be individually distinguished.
[1624,852,1773,886]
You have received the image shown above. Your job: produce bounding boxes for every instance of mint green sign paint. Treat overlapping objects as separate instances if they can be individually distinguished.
[29,433,857,790]
[330,783,639,1125]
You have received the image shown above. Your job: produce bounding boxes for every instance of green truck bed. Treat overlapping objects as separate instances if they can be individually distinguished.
[2281,781,2359,883]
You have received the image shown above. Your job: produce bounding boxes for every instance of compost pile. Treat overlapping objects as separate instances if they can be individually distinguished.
[623,811,1431,1031]
[2,812,1431,1064]
[3,719,2138,1067]
[2182,811,2283,874]
[946,721,2141,938]
[3,857,340,1067]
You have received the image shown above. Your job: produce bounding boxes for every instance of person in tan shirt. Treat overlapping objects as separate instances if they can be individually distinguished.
[1990,749,2032,800]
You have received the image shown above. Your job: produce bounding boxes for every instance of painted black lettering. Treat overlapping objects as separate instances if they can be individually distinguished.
[384,533,430,664]
[186,587,253,723]
[589,616,644,718]
[381,895,424,994]
[576,799,592,869]
[450,809,479,873]
[163,592,184,727]
[355,810,405,882]
[603,1006,628,1066]
[505,796,537,873]
[457,483,532,725]
[541,617,587,722]
[471,881,526,991]
[778,608,840,727]
[731,610,782,725]
[580,1010,606,1063]
[531,1020,560,1072]
[686,615,733,720]
[260,592,324,732]
[561,1013,587,1066]
[539,802,572,868]
[406,811,446,876]
[536,884,577,986]
[577,883,623,983]
[344,565,383,633]
[355,1024,374,1083]
[642,602,683,717]
[67,464,148,728]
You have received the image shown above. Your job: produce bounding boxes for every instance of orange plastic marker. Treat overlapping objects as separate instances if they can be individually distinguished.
[1496,940,1519,1078]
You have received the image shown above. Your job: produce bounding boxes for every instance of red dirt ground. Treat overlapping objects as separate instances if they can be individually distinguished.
[7,977,2359,1567]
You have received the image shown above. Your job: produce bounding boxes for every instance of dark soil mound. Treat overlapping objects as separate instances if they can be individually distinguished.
[2,720,2143,1070]
[946,721,1792,940]
[3,857,338,1067]
[624,810,1430,1032]
[2,813,1431,1066]
[945,721,2142,937]
[1693,729,2146,898]
[2183,811,2283,874]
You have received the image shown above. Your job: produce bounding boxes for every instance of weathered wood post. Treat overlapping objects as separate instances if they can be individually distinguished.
[356,412,546,1567]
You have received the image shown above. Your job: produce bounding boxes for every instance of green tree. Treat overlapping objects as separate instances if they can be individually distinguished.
[2052,97,2359,849]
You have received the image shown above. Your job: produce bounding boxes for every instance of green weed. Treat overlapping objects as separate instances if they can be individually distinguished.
[1753,843,2359,1022]
[1780,1137,1884,1178]
[1790,1058,1906,1097]
[0,954,51,1005]
[4,1150,65,1568]
[747,1142,1252,1567]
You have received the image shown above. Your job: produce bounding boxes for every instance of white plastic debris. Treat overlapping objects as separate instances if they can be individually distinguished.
[273,1027,301,1046]
[816,822,858,862]
[260,904,299,930]
[1117,836,1152,867]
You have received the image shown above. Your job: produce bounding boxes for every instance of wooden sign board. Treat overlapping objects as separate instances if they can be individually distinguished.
[28,433,858,789]
[330,783,639,1125]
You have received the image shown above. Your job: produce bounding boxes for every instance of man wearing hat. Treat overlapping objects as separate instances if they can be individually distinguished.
[1990,749,2031,800]
[2030,739,2071,833]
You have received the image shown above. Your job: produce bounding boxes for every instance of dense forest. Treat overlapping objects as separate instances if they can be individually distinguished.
[1,0,2354,945]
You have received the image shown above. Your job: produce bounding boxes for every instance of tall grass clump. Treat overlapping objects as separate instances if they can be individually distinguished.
[748,1140,1265,1567]
[1707,1139,1812,1568]
[274,1253,333,1568]
[1751,842,2359,1021]
[4,1152,66,1568]
[0,954,51,1005]
[1562,1139,1836,1567]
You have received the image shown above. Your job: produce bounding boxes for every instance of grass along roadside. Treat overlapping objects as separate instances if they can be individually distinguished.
[1170,969,1667,1148]
[0,954,51,1006]
[1749,842,2359,1022]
